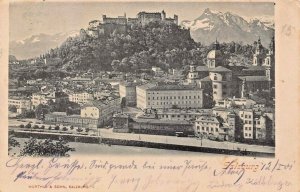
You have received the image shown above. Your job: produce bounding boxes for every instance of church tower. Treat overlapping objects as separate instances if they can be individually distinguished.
[207,39,222,69]
[253,37,264,66]
[187,64,199,84]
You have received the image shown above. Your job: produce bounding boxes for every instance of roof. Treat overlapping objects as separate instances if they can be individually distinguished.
[119,81,138,87]
[210,66,231,73]
[137,83,156,90]
[134,118,192,125]
[148,84,201,91]
[196,115,220,123]
[195,66,209,72]
[199,76,211,82]
[238,76,269,82]
[207,50,222,59]
[243,66,266,71]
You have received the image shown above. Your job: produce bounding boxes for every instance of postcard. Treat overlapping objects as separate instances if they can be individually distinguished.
[0,0,299,191]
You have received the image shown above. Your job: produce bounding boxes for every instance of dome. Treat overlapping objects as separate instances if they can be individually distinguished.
[207,50,222,59]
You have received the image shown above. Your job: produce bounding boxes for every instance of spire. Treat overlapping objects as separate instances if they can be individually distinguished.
[258,36,261,44]
[213,38,220,50]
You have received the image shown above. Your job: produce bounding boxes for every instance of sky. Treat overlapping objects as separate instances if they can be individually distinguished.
[9,1,274,41]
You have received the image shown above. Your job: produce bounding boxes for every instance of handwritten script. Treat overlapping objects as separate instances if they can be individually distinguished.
[5,157,296,191]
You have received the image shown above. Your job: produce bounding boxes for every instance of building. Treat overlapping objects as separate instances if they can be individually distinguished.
[8,97,32,114]
[31,91,69,108]
[113,114,194,136]
[210,66,233,101]
[68,92,94,105]
[80,95,121,127]
[45,95,121,129]
[119,81,138,106]
[238,109,254,139]
[85,10,179,38]
[136,83,203,110]
[194,115,224,138]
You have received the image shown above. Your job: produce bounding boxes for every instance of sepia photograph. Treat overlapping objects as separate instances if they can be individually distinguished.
[8,1,276,158]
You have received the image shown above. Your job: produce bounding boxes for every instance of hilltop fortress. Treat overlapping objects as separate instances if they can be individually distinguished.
[83,10,178,38]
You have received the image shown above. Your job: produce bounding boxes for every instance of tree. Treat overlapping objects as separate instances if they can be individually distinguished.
[33,125,39,129]
[8,105,17,113]
[62,127,68,131]
[121,97,126,112]
[25,123,31,128]
[76,128,83,133]
[55,126,60,130]
[8,132,20,152]
[35,104,50,120]
[19,124,24,128]
[20,137,75,157]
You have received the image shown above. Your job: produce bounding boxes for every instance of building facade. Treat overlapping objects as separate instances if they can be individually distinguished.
[136,84,203,110]
[119,81,138,106]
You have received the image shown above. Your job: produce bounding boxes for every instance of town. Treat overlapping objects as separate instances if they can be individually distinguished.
[8,10,275,156]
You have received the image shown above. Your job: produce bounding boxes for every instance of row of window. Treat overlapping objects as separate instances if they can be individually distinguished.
[148,100,200,105]
[148,95,200,100]
[245,126,252,131]
[161,114,194,118]
[197,126,219,132]
[213,84,227,89]
[244,133,252,137]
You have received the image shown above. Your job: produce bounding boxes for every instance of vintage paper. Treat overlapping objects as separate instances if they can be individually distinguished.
[0,0,299,191]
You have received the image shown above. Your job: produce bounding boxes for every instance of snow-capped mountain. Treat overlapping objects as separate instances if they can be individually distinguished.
[9,30,79,60]
[181,8,274,46]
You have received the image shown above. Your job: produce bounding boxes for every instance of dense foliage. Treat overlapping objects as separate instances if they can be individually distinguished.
[20,137,75,157]
[41,22,263,73]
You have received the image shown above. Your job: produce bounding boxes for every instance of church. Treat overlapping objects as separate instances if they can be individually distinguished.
[187,37,275,102]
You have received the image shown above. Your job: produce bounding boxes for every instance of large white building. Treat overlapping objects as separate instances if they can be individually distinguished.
[8,97,32,114]
[136,83,203,110]
[68,92,93,105]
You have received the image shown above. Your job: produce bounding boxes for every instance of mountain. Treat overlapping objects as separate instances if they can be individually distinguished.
[181,8,274,46]
[9,30,79,60]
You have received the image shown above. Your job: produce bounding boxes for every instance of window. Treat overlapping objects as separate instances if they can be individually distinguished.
[166,115,168,118]
[245,115,247,118]
[202,127,204,131]
[206,127,209,131]
[214,75,217,80]
[245,127,248,130]
[245,120,248,124]
[211,128,214,132]
[215,128,218,132]
[213,91,217,95]
[213,84,217,89]
[249,121,252,124]
[249,134,252,137]
[245,133,248,136]
[249,127,251,130]
[257,121,260,125]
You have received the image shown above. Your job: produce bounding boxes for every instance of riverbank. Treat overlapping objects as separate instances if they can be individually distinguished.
[9,129,274,157]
